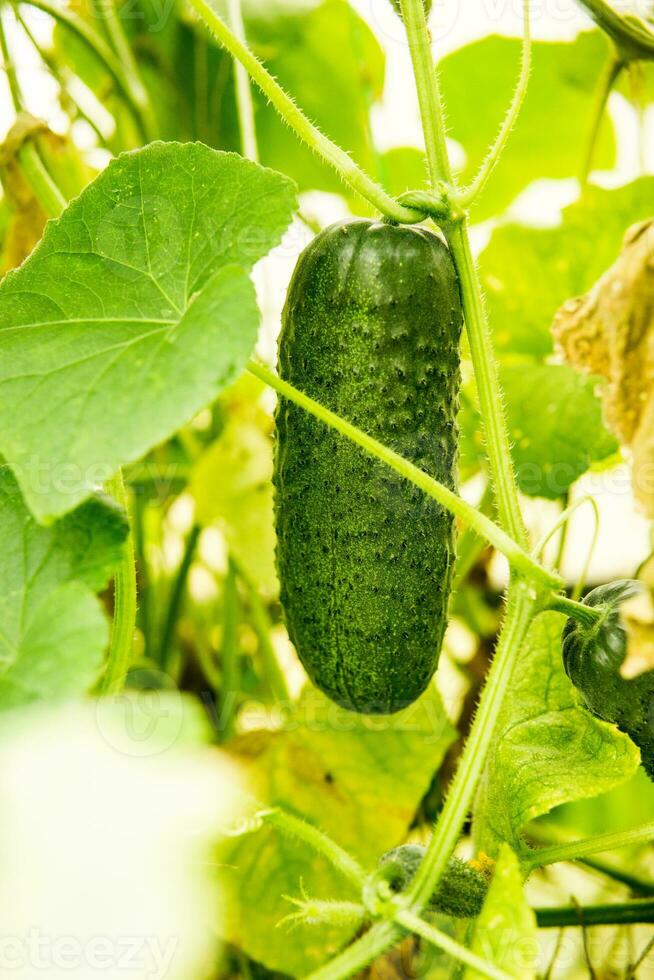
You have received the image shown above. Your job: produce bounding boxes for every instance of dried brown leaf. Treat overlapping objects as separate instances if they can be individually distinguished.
[553,219,654,513]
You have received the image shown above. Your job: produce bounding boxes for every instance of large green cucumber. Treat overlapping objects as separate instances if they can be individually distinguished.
[274,219,462,714]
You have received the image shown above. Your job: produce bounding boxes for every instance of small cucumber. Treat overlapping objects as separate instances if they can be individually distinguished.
[379,844,489,918]
[562,580,654,779]
[274,219,462,714]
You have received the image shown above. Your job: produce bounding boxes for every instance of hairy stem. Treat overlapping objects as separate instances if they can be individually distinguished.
[401,0,527,543]
[460,0,532,206]
[102,470,138,694]
[399,0,452,185]
[305,922,399,980]
[447,224,527,546]
[408,578,536,907]
[524,822,654,870]
[262,809,366,888]
[248,361,560,591]
[184,0,425,224]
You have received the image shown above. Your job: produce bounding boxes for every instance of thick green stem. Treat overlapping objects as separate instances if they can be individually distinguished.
[248,362,560,592]
[447,225,527,546]
[102,470,138,694]
[401,0,527,545]
[407,579,536,907]
[524,822,654,870]
[184,0,425,224]
[394,909,512,980]
[399,0,452,185]
[226,0,259,162]
[545,594,601,627]
[535,899,654,928]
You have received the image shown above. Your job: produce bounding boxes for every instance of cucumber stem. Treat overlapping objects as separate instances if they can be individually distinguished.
[545,594,601,627]
[184,0,426,225]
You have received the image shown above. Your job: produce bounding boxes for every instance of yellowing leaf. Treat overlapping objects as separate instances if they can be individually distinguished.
[218,685,455,976]
[463,845,538,980]
[553,219,654,515]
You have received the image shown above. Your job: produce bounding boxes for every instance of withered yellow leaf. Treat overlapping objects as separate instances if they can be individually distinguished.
[553,219,654,514]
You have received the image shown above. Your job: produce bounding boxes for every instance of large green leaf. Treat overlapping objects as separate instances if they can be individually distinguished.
[0,142,296,521]
[460,364,617,498]
[481,176,654,358]
[439,31,616,220]
[220,686,456,976]
[0,466,128,707]
[463,845,537,980]
[501,364,617,499]
[473,613,639,857]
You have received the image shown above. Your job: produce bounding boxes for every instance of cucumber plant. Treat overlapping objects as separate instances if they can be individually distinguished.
[0,0,652,977]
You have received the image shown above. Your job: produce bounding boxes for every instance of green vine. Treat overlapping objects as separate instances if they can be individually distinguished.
[185,0,430,225]
[524,821,654,870]
[247,361,560,592]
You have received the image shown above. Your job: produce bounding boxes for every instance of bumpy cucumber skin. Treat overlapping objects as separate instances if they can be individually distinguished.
[274,219,462,714]
[379,844,488,918]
